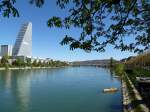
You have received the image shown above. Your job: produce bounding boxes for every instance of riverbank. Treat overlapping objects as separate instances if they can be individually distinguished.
[0,66,67,70]
[122,73,149,112]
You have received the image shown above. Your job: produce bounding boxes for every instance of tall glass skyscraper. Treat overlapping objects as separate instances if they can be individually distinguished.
[12,22,32,57]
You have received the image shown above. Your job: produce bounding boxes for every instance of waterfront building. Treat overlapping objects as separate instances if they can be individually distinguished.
[45,58,51,63]
[31,57,37,63]
[0,22,52,64]
[31,57,43,63]
[0,45,13,56]
[12,22,32,57]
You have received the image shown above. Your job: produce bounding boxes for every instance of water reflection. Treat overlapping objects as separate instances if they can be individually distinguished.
[16,70,31,112]
[0,67,122,112]
[0,70,32,112]
[4,70,12,90]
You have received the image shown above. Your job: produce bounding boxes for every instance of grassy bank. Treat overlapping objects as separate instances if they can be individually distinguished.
[125,68,150,84]
[123,74,146,112]
[113,64,149,112]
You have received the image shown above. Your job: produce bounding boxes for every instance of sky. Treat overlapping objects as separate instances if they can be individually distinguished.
[0,0,137,61]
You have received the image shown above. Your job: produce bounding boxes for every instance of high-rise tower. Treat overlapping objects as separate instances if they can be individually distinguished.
[12,22,32,57]
[0,45,13,56]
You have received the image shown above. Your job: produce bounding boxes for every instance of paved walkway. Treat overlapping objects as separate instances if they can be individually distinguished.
[122,74,149,112]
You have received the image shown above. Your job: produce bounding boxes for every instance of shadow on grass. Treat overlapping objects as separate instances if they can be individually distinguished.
[124,99,145,111]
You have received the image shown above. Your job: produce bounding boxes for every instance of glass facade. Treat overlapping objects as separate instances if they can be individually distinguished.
[0,45,13,56]
[12,22,32,57]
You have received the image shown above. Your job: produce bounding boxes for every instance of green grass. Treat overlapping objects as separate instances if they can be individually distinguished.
[124,68,150,112]
[125,68,150,84]
[123,74,143,112]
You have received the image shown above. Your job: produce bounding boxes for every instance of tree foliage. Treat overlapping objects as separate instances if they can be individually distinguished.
[12,58,26,66]
[124,52,150,68]
[0,0,150,53]
[0,0,19,17]
[47,0,150,53]
[110,57,116,67]
[0,55,9,68]
[114,63,125,75]
[1,55,9,65]
[26,58,31,66]
[32,59,38,66]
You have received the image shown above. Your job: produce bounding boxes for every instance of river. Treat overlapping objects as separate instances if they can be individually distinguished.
[0,66,122,112]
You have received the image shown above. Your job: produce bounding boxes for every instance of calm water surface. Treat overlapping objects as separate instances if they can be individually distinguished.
[0,67,122,112]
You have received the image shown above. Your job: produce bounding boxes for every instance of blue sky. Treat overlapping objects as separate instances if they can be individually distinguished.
[0,0,136,61]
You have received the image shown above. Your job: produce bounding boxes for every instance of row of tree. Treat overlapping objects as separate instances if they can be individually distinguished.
[0,55,69,68]
[123,53,150,69]
[111,52,150,76]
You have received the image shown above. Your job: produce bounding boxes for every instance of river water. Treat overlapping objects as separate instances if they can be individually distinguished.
[0,67,122,112]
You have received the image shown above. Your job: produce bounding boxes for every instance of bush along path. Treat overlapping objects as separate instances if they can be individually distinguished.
[122,73,149,112]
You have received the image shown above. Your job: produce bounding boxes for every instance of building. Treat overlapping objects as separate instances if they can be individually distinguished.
[0,45,13,57]
[12,22,32,57]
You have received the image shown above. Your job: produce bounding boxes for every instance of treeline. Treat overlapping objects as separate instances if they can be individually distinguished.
[123,53,150,69]
[112,52,150,76]
[0,55,69,68]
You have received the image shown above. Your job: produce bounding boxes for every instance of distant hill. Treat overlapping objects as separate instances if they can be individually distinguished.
[70,59,116,67]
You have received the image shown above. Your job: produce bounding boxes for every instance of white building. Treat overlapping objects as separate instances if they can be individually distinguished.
[13,22,32,57]
[0,45,13,56]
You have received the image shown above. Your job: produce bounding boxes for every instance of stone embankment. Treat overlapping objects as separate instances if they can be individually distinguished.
[122,74,149,112]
